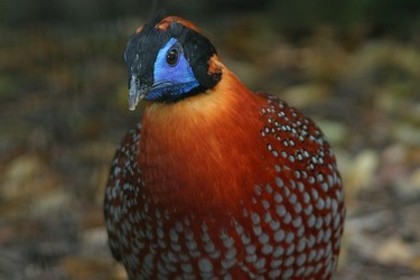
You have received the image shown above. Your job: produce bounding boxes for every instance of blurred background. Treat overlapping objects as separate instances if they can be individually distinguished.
[0,0,419,279]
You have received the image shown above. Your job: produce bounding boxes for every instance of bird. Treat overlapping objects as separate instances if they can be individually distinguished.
[104,14,345,279]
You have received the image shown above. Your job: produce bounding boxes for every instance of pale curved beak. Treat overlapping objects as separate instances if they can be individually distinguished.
[128,75,147,111]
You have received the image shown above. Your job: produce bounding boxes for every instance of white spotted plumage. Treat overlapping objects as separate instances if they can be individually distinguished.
[104,94,345,279]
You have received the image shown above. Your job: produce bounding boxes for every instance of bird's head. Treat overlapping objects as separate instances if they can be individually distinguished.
[125,15,223,110]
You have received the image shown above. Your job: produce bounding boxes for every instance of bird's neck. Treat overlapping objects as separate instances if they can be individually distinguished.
[138,68,272,217]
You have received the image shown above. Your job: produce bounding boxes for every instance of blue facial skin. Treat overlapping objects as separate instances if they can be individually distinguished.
[145,38,200,102]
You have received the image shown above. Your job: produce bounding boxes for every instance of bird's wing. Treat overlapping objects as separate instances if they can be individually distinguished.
[103,123,142,262]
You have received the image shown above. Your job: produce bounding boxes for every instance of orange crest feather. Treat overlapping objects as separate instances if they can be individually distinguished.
[135,16,203,34]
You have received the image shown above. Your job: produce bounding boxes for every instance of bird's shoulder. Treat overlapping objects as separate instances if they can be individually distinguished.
[103,123,142,261]
[107,123,142,184]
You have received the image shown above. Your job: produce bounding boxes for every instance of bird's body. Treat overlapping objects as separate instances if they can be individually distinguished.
[104,15,345,279]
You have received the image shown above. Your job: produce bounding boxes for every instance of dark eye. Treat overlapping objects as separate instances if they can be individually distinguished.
[166,48,179,66]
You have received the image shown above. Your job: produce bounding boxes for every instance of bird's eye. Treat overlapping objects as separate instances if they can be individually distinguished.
[166,48,179,66]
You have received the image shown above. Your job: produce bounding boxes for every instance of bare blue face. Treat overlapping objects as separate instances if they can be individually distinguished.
[146,38,200,102]
[124,15,221,109]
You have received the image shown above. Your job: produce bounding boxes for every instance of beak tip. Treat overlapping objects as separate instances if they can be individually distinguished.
[128,92,142,111]
[128,75,147,111]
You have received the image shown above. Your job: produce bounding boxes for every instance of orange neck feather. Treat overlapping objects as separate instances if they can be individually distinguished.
[139,65,273,217]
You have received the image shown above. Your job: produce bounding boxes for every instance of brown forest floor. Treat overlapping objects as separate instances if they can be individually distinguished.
[1,17,420,279]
